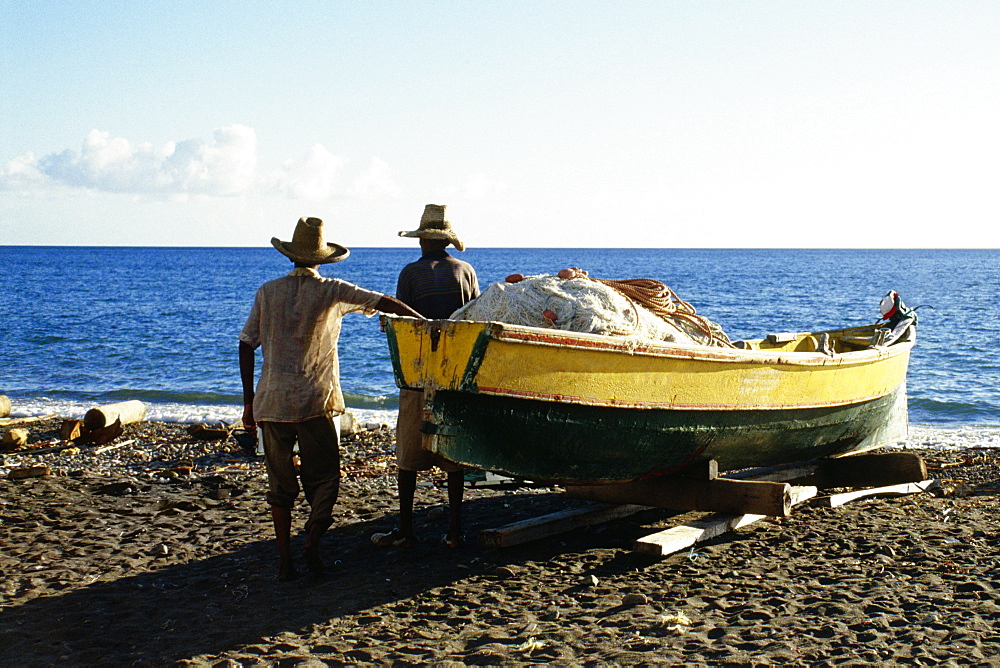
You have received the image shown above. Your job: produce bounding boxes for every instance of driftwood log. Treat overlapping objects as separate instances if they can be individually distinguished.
[0,395,11,418]
[83,400,146,430]
[77,419,125,445]
[60,419,84,442]
[186,424,230,441]
[2,428,30,451]
[9,465,51,480]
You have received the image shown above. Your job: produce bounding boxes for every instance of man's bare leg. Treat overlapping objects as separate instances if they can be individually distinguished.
[271,505,297,581]
[303,519,330,578]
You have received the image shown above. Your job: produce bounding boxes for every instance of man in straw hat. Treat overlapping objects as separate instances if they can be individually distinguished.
[240,217,420,581]
[372,204,480,549]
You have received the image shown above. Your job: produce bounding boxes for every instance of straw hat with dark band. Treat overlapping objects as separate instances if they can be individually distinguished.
[398,204,465,251]
[271,217,350,264]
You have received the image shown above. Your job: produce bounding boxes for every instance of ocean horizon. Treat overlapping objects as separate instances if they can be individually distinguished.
[2,246,998,437]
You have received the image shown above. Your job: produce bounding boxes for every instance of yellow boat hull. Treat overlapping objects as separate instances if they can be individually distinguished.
[382,317,913,483]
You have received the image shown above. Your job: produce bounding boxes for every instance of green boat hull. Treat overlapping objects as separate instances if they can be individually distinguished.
[422,386,908,484]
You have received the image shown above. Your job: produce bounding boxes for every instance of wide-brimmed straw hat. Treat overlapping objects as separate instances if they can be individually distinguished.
[271,217,350,264]
[398,204,465,251]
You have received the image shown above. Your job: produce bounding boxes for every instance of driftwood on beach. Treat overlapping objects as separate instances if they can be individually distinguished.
[83,400,147,430]
[0,413,59,426]
[1,428,29,451]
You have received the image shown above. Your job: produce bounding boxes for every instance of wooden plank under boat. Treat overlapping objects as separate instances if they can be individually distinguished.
[381,316,914,485]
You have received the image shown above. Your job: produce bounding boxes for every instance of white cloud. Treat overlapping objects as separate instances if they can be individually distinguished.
[160,125,257,195]
[0,126,258,197]
[0,151,47,190]
[352,157,400,198]
[261,143,347,200]
[0,126,398,203]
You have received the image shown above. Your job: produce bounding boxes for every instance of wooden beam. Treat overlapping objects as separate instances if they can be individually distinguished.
[817,479,936,508]
[566,476,796,517]
[477,502,650,550]
[677,458,718,480]
[733,452,927,490]
[633,485,817,557]
[810,452,927,489]
[729,461,821,483]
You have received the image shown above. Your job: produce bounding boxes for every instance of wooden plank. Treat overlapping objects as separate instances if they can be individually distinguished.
[817,479,936,508]
[92,439,136,455]
[633,484,817,558]
[0,414,59,426]
[15,438,136,457]
[634,513,765,557]
[477,502,650,549]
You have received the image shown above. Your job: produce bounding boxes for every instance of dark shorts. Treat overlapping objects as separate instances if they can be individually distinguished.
[260,415,341,531]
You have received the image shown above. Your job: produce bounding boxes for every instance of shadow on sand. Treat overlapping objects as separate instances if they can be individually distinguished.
[0,491,669,665]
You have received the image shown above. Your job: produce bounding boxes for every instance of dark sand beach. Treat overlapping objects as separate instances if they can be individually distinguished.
[2,418,999,665]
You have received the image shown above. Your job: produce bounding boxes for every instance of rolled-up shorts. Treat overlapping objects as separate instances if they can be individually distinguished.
[260,414,341,532]
[395,389,461,473]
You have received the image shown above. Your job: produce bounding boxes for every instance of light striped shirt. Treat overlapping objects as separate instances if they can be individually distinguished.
[396,250,480,319]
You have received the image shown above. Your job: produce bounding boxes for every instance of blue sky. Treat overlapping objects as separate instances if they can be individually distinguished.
[2,1,997,248]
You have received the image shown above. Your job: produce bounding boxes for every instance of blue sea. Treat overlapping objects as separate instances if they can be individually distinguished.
[1,247,998,437]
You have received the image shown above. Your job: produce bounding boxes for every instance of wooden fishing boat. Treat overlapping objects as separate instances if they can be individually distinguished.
[381,316,914,485]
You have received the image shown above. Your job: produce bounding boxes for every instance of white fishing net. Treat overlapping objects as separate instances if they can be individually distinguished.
[451,274,730,346]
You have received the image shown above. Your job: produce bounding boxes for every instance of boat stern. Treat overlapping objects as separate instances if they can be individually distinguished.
[381,316,492,392]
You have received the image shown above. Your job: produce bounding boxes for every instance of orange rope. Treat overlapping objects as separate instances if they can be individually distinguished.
[591,275,733,347]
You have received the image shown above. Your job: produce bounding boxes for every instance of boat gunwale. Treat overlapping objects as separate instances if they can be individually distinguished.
[384,315,913,369]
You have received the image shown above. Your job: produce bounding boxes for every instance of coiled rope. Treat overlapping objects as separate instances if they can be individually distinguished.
[597,278,732,348]
[559,268,733,348]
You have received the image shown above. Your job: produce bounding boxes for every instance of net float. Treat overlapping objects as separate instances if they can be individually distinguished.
[558,267,589,280]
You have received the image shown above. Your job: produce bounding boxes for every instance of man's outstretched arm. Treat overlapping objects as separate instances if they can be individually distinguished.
[376,295,423,318]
